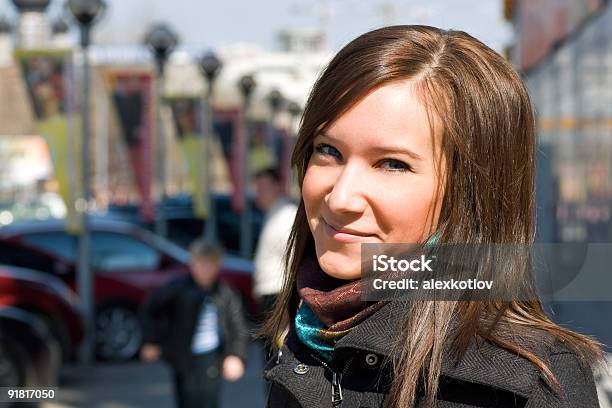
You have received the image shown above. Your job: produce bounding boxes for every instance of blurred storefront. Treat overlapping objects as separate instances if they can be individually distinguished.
[506,0,612,243]
[0,5,329,225]
[506,0,612,362]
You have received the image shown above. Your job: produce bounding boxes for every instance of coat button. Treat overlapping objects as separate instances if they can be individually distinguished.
[293,363,309,375]
[365,353,379,366]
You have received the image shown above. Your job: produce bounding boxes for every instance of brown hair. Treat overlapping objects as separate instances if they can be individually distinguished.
[260,25,602,407]
[189,238,224,263]
[253,166,282,184]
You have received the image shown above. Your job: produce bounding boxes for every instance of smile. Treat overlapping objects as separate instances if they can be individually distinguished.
[322,218,376,243]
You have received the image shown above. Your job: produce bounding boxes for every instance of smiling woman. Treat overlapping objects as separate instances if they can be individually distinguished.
[260,25,603,408]
[303,81,443,280]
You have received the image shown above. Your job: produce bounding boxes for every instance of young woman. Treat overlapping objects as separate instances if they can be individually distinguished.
[260,25,603,408]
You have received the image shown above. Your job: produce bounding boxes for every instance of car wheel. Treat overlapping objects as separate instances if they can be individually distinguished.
[0,343,20,386]
[95,306,143,361]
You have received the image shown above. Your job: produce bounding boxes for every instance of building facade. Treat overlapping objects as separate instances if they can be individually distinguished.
[507,3,612,404]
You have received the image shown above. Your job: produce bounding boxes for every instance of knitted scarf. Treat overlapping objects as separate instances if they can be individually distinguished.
[294,234,439,360]
[295,254,387,360]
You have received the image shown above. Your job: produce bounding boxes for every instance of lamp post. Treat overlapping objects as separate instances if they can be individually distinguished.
[67,0,106,364]
[0,17,12,34]
[11,0,50,9]
[51,16,70,48]
[11,0,51,19]
[0,17,11,66]
[144,23,178,239]
[267,88,285,188]
[267,89,284,116]
[51,17,68,35]
[238,74,255,258]
[198,51,222,242]
[286,100,302,133]
[286,101,302,198]
[11,0,51,48]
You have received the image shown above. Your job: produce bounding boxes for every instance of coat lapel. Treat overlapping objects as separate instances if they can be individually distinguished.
[265,300,545,407]
[334,300,540,399]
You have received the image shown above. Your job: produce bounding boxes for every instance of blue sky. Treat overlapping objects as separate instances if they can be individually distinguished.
[2,0,512,52]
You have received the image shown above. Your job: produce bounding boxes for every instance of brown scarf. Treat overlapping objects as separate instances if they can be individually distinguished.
[296,253,387,333]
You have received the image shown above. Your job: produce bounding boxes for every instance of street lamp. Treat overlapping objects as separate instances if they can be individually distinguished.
[239,74,256,104]
[51,16,70,47]
[198,51,222,242]
[285,101,302,198]
[144,23,178,238]
[267,89,284,115]
[11,0,51,48]
[51,17,69,35]
[267,89,284,140]
[238,74,256,259]
[67,0,105,364]
[286,101,302,129]
[199,52,222,85]
[0,17,12,34]
[144,23,178,75]
[266,89,287,191]
[11,0,50,11]
[67,0,105,46]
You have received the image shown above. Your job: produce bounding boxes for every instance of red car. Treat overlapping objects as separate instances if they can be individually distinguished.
[0,265,83,361]
[0,307,62,392]
[0,218,255,361]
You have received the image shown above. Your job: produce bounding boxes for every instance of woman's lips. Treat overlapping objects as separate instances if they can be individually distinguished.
[322,218,376,243]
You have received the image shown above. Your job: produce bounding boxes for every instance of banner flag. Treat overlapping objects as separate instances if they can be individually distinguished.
[15,49,82,234]
[168,96,209,218]
[105,71,154,221]
[210,109,243,214]
[279,127,293,196]
[231,108,246,213]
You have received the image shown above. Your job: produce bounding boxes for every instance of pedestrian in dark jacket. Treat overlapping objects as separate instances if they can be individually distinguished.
[259,25,604,407]
[140,239,249,408]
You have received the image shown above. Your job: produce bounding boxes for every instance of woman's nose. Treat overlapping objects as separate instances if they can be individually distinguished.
[325,164,368,215]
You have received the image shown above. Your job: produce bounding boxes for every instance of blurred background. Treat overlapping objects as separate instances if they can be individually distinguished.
[0,0,610,407]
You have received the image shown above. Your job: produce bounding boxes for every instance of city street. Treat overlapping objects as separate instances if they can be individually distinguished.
[0,1,611,407]
[42,344,266,408]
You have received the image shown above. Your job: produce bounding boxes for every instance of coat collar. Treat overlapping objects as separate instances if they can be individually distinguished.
[331,300,545,398]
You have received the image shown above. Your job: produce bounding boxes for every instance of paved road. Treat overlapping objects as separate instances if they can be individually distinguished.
[42,343,266,408]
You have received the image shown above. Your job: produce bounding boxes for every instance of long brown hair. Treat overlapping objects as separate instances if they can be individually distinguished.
[259,25,602,407]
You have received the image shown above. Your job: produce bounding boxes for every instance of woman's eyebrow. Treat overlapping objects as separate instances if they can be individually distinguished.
[316,131,335,141]
[314,131,345,146]
[369,145,423,161]
[318,131,423,161]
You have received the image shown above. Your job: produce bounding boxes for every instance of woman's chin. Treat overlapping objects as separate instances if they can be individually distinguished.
[317,251,361,281]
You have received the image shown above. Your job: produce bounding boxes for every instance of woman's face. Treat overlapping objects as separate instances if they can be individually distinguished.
[303,81,444,280]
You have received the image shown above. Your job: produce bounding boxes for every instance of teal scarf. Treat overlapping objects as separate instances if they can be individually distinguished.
[295,302,353,360]
[294,249,389,361]
[294,233,440,361]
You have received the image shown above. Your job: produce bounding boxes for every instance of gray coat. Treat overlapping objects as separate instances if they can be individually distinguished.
[263,301,599,407]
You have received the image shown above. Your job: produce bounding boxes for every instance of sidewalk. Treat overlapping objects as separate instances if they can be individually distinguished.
[42,343,266,408]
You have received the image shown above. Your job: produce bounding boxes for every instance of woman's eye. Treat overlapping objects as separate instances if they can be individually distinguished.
[379,159,412,172]
[314,143,342,159]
